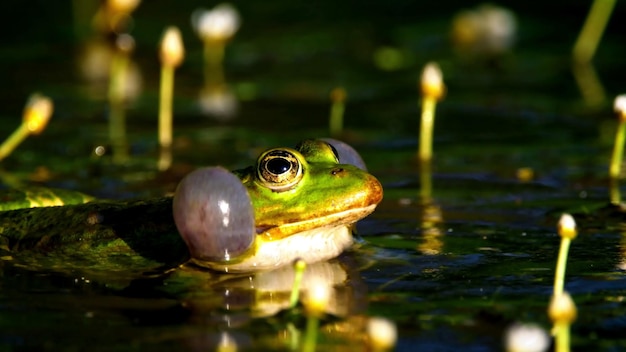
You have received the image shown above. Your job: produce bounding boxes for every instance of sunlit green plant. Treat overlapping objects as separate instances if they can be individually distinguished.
[554,214,577,296]
[609,94,626,180]
[572,0,616,64]
[108,34,135,164]
[158,26,185,171]
[192,3,240,86]
[0,94,53,161]
[329,87,347,138]
[550,213,578,352]
[418,62,445,162]
[302,279,330,352]
[289,258,307,308]
[549,291,577,352]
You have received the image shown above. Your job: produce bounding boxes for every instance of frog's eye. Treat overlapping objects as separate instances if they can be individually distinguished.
[257,149,303,191]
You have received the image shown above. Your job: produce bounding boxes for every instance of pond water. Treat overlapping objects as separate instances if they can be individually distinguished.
[1,0,626,351]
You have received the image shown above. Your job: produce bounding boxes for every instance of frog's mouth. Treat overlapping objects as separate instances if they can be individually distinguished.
[255,203,378,240]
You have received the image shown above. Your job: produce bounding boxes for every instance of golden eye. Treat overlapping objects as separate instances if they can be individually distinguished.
[257,149,303,191]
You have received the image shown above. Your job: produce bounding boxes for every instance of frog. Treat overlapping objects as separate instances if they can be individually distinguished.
[0,139,383,277]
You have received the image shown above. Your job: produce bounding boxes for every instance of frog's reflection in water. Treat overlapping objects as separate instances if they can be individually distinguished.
[179,257,366,317]
[167,257,368,350]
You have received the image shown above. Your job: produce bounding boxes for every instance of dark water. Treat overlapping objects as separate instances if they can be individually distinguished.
[1,0,626,351]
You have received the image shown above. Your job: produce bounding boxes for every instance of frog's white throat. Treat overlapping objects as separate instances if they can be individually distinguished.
[200,225,353,273]
[199,226,355,274]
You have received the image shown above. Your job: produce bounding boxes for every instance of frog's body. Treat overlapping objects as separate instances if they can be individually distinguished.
[0,197,185,276]
[0,186,93,211]
[0,139,382,275]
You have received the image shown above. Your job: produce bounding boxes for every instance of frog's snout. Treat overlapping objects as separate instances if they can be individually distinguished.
[366,173,384,206]
[329,166,383,209]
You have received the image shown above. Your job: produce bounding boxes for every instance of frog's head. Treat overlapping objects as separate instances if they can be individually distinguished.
[172,139,383,272]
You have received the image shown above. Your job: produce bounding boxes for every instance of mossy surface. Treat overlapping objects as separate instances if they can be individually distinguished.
[0,197,189,274]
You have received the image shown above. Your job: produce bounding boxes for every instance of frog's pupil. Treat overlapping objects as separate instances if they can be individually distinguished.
[267,158,291,175]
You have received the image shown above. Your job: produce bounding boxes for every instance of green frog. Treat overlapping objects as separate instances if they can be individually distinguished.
[0,139,383,276]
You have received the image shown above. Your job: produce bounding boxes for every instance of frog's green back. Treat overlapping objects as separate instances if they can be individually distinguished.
[0,186,94,211]
[0,197,190,277]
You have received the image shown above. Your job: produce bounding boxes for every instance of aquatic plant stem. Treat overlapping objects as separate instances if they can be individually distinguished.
[418,62,444,162]
[549,292,577,352]
[302,280,330,352]
[194,4,240,81]
[158,64,175,170]
[302,315,319,352]
[609,119,626,179]
[554,322,570,352]
[203,40,225,87]
[329,88,346,138]
[553,238,571,297]
[158,26,184,171]
[289,259,306,308]
[159,65,174,147]
[108,49,130,164]
[419,97,437,161]
[610,179,621,204]
[572,61,606,106]
[553,214,577,297]
[572,0,616,63]
[0,124,29,161]
[550,215,577,352]
[419,158,432,202]
[287,323,301,351]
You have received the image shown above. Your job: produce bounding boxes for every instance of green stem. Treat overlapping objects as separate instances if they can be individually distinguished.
[554,322,571,352]
[158,64,175,171]
[329,101,345,138]
[108,51,129,164]
[0,123,30,161]
[573,0,616,63]
[302,315,319,352]
[610,120,626,179]
[610,178,621,205]
[289,259,306,308]
[203,40,225,87]
[159,64,175,149]
[419,160,432,202]
[108,51,129,105]
[553,238,571,297]
[158,147,172,172]
[419,97,437,161]
[287,323,300,351]
[572,62,606,107]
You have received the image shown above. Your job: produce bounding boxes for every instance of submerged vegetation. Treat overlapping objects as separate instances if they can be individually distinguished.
[0,0,625,351]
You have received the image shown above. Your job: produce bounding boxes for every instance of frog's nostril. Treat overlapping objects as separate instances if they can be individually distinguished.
[331,167,345,176]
